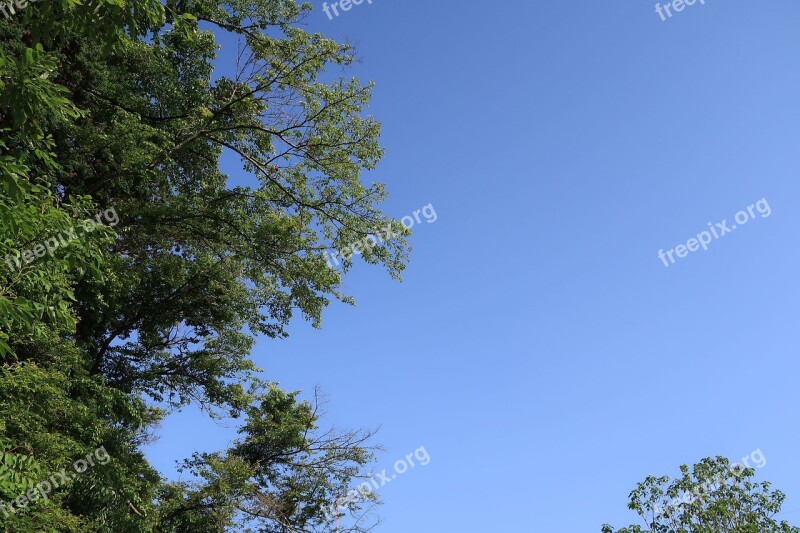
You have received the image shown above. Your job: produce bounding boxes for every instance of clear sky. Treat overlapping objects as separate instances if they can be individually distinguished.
[144,1,800,530]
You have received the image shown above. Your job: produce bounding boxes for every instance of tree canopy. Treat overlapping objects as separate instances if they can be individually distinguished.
[603,456,799,533]
[0,0,407,530]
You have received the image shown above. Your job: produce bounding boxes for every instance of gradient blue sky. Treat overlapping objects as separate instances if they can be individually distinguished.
[144,1,800,530]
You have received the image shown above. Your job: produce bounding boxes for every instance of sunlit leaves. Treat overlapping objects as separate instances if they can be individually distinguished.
[603,456,800,533]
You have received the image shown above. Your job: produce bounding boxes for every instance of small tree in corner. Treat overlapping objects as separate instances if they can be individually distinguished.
[602,456,799,533]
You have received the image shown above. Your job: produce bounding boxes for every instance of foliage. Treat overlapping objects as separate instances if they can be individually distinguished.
[0,0,405,530]
[0,436,42,499]
[602,456,800,533]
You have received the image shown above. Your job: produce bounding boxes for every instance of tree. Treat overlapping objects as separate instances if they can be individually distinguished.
[602,456,800,533]
[0,0,406,529]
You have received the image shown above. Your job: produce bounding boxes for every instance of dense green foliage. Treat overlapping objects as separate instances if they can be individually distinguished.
[603,456,799,533]
[0,0,407,530]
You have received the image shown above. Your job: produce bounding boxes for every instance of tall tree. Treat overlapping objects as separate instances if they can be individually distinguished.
[0,0,406,529]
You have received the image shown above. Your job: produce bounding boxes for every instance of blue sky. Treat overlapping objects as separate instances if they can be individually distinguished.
[145,1,800,530]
